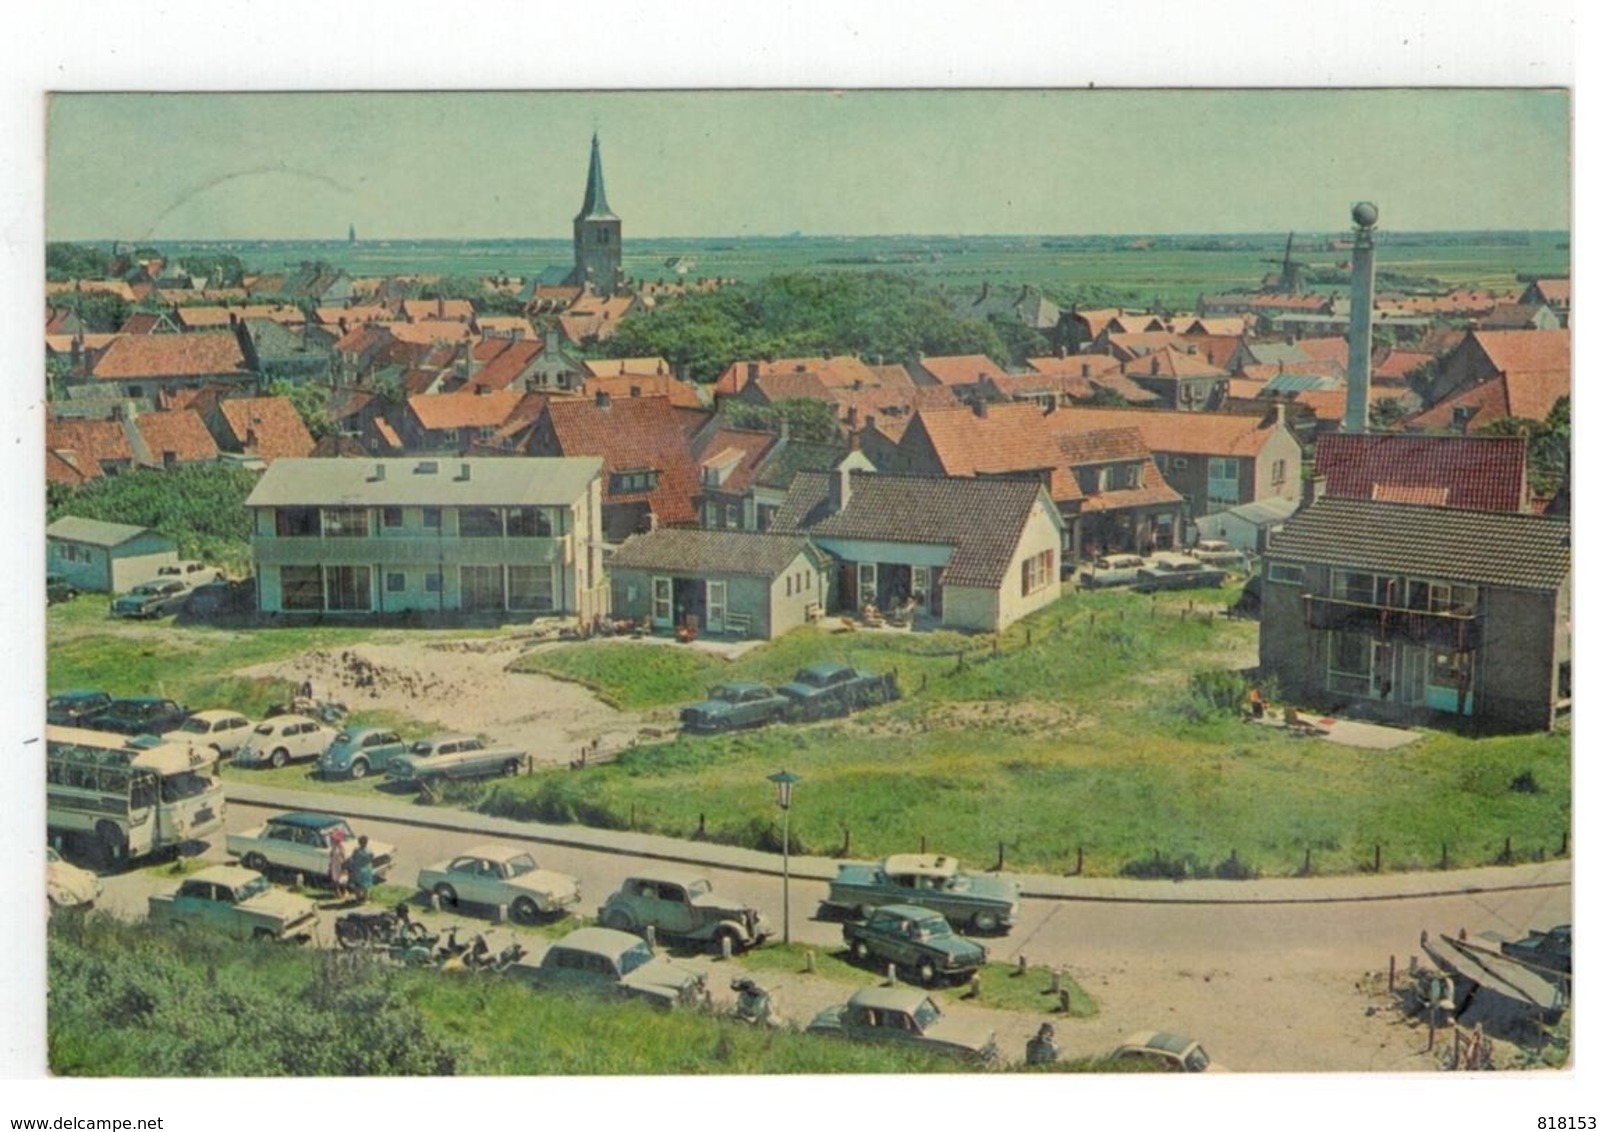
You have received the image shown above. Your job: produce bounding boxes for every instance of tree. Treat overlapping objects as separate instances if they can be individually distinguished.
[721,398,842,443]
[1477,396,1569,497]
[45,242,114,282]
[267,379,333,440]
[1368,397,1410,430]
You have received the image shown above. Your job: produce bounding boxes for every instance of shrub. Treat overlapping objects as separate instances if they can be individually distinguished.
[1509,770,1541,794]
[1187,668,1249,717]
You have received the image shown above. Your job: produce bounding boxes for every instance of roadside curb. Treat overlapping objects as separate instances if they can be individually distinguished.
[223,781,1573,907]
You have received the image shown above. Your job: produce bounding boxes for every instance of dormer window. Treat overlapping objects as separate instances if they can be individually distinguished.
[610,469,658,494]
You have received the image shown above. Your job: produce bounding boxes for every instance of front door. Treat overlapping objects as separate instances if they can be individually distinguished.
[706,580,727,633]
[911,566,931,611]
[651,577,672,629]
[857,563,878,612]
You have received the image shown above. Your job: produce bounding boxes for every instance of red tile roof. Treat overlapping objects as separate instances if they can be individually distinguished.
[1026,354,1125,378]
[133,410,221,464]
[1295,337,1349,367]
[401,298,474,323]
[90,332,250,381]
[176,305,303,330]
[1293,387,1408,424]
[1100,331,1190,362]
[1121,346,1226,379]
[215,396,315,461]
[1529,278,1571,306]
[46,419,133,477]
[1372,349,1436,382]
[537,394,705,525]
[902,404,1066,483]
[583,374,705,410]
[1405,370,1570,432]
[1056,426,1150,466]
[692,427,781,494]
[1315,433,1528,513]
[381,320,474,345]
[585,357,674,378]
[46,447,94,486]
[1077,458,1183,513]
[470,339,544,391]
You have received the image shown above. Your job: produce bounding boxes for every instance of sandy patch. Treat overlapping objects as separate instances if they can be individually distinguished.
[233,638,668,767]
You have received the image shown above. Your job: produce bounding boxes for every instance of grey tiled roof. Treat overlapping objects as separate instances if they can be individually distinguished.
[773,470,1054,588]
[46,516,162,548]
[607,529,817,579]
[1267,498,1570,591]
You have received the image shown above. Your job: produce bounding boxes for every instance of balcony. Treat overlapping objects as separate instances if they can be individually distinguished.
[1301,593,1481,651]
[253,533,571,568]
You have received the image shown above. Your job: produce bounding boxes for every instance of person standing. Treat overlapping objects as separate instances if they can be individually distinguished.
[327,828,348,900]
[347,834,376,905]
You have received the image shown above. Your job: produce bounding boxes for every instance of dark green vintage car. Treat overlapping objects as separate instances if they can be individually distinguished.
[679,682,791,733]
[842,904,988,985]
[807,986,998,1064]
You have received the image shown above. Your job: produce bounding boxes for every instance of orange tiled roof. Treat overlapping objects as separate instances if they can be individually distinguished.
[476,316,537,339]
[1294,337,1349,366]
[1372,349,1436,381]
[215,396,315,461]
[470,340,544,392]
[46,419,133,475]
[1025,354,1125,378]
[1406,370,1569,432]
[1121,346,1226,379]
[46,448,94,486]
[380,320,475,346]
[582,374,705,410]
[1042,406,1288,458]
[176,305,303,330]
[90,332,249,381]
[906,404,1064,476]
[1470,329,1570,376]
[916,354,1010,387]
[317,304,394,326]
[692,427,781,494]
[584,357,674,379]
[1072,308,1122,340]
[133,410,221,464]
[408,390,529,432]
[1077,458,1183,514]
[1056,426,1150,466]
[1530,278,1571,306]
[401,298,474,323]
[868,363,915,387]
[1101,331,1189,362]
[1294,386,1414,424]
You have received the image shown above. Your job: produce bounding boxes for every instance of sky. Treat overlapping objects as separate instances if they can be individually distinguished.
[46,89,1571,241]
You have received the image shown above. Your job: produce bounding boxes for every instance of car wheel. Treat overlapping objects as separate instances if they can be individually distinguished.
[850,938,871,962]
[251,927,276,943]
[711,925,743,955]
[350,759,368,781]
[433,883,459,909]
[970,911,1000,934]
[916,959,939,986]
[270,747,289,769]
[242,852,269,874]
[601,907,635,932]
[95,821,126,869]
[510,896,541,925]
[503,758,523,778]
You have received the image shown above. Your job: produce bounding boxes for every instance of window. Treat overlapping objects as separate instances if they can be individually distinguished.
[386,572,405,593]
[460,566,504,611]
[610,470,658,494]
[280,566,322,611]
[1333,570,1388,604]
[506,507,552,538]
[1405,579,1478,614]
[1267,563,1305,586]
[507,565,554,611]
[382,506,404,529]
[725,504,740,530]
[1327,632,1372,696]
[325,565,372,611]
[323,507,370,538]
[275,507,321,538]
[1021,548,1054,596]
[422,507,442,530]
[424,572,443,594]
[460,507,503,538]
[1206,457,1240,509]
[1271,458,1288,486]
[1171,457,1188,470]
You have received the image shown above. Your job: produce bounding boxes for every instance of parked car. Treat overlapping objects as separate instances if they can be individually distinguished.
[842,904,988,985]
[182,578,255,618]
[110,578,189,619]
[227,811,395,884]
[508,926,710,1009]
[47,573,78,604]
[598,870,772,953]
[778,662,899,721]
[1188,539,1245,568]
[1109,1031,1220,1072]
[233,715,338,769]
[319,725,409,780]
[384,734,528,787]
[1501,924,1571,975]
[1077,553,1148,589]
[164,710,254,759]
[1132,553,1226,593]
[825,853,1020,934]
[418,844,581,924]
[45,689,112,726]
[679,682,792,733]
[157,560,224,587]
[46,846,101,913]
[86,696,190,736]
[807,986,998,1064]
[147,864,319,942]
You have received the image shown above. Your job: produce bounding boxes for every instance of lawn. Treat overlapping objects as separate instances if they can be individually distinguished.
[485,588,1571,878]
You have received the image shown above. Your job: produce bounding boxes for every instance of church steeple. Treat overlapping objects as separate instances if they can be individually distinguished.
[576,132,617,222]
[569,132,623,296]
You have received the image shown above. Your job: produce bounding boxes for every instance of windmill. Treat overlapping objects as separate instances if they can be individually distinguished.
[1260,232,1310,294]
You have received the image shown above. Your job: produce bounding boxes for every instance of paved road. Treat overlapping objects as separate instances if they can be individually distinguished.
[85,786,1570,1072]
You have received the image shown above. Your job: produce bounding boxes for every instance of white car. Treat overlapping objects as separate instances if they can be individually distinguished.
[418,844,582,924]
[165,710,255,759]
[234,714,338,769]
[47,846,101,913]
[1188,540,1245,569]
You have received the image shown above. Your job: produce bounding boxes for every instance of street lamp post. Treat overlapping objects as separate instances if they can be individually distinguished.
[767,769,799,945]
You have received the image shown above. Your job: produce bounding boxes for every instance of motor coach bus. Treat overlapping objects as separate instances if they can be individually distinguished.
[46,725,225,864]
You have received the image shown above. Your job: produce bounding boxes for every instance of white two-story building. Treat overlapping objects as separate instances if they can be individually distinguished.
[245,457,607,620]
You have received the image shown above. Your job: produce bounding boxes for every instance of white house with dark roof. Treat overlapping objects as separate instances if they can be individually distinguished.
[245,457,606,619]
[46,517,179,594]
[1259,498,1570,732]
[772,469,1064,632]
[606,529,831,639]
